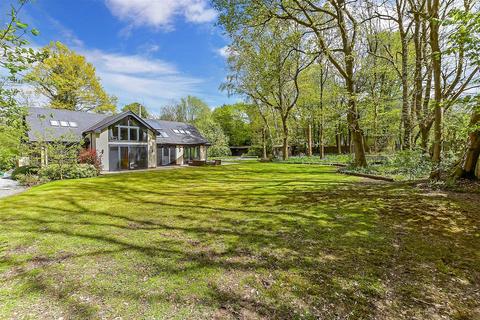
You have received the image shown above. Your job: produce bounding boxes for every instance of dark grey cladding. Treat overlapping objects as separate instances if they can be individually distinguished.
[25,107,209,145]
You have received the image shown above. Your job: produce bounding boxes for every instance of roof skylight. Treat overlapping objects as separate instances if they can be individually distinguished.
[50,120,59,126]
[172,129,180,134]
[60,121,69,127]
[69,121,78,127]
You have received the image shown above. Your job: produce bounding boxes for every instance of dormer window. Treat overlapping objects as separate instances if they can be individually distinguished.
[172,129,180,134]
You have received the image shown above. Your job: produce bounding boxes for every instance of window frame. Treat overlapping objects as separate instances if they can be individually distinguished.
[108,116,148,142]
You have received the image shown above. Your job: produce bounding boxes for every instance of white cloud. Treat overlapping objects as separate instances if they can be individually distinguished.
[216,45,234,58]
[143,44,160,54]
[25,12,208,112]
[79,49,205,112]
[21,46,205,112]
[105,0,217,30]
[82,49,178,75]
[100,72,203,100]
[47,17,84,47]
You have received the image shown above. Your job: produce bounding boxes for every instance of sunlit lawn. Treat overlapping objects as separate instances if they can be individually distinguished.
[0,163,478,319]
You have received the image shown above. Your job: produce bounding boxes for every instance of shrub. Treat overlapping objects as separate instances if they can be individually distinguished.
[15,173,49,187]
[389,150,431,180]
[277,154,354,165]
[12,166,39,180]
[68,164,98,179]
[207,145,231,157]
[39,163,98,181]
[78,149,102,172]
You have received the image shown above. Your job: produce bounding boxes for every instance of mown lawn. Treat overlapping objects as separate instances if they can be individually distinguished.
[0,163,479,319]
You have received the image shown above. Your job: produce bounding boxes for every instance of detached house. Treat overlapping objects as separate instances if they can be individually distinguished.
[25,107,210,171]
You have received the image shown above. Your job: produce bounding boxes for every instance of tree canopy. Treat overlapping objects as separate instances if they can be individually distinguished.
[26,42,117,114]
[122,102,150,118]
[213,103,252,146]
[213,0,480,178]
[0,0,44,170]
[158,96,231,157]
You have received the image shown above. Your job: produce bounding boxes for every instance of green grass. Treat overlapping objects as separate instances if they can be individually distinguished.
[0,163,479,319]
[277,154,354,165]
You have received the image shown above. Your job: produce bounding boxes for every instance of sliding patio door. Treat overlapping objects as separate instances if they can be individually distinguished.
[109,145,148,171]
[156,145,177,166]
[120,147,129,170]
[169,147,176,164]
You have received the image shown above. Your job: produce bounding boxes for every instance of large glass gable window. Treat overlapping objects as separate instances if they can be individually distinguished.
[108,116,148,142]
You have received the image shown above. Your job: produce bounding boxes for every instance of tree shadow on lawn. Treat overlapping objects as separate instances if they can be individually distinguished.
[0,165,479,319]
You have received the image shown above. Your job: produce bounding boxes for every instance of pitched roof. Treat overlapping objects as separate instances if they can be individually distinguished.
[145,119,210,145]
[26,107,109,142]
[82,110,159,134]
[25,107,209,145]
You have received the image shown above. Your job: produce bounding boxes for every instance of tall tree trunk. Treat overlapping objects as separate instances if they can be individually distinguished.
[319,121,325,158]
[281,116,289,160]
[344,134,348,152]
[262,127,267,160]
[455,110,480,179]
[400,34,412,149]
[317,121,321,154]
[319,105,325,159]
[373,103,378,153]
[319,62,326,158]
[307,123,313,156]
[336,123,342,154]
[429,0,442,171]
[346,79,367,166]
[333,0,366,166]
[419,67,433,152]
[411,7,423,149]
[347,128,352,152]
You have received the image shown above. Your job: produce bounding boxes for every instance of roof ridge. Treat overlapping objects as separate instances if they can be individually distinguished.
[27,106,115,116]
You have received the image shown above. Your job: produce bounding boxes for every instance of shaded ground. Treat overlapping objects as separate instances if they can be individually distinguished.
[0,163,478,319]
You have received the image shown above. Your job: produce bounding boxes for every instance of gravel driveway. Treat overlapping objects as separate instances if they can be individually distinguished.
[0,178,26,199]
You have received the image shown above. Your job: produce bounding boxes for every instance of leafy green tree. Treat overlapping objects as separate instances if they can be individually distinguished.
[221,18,315,160]
[26,42,117,113]
[159,96,231,157]
[28,132,82,180]
[449,7,480,179]
[122,102,150,118]
[159,95,210,123]
[0,0,44,170]
[215,0,369,166]
[195,117,231,157]
[213,103,252,146]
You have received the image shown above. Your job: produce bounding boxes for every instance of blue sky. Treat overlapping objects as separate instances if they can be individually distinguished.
[9,0,237,114]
